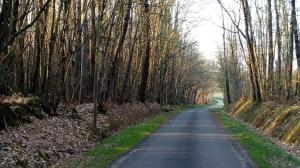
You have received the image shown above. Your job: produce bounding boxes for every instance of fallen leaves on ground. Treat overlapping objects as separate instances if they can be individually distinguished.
[0,102,160,168]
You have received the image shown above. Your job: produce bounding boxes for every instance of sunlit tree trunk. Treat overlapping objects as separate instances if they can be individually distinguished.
[241,0,262,102]
[291,0,300,98]
[286,1,294,100]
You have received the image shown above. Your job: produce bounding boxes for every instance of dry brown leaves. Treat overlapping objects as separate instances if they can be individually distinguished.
[0,102,160,168]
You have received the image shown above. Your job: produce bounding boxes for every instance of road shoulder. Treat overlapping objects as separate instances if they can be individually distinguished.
[210,107,300,168]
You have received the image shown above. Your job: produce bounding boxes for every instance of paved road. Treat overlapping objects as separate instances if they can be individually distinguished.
[109,101,256,168]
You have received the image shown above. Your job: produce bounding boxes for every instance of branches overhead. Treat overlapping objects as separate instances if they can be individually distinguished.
[217,0,300,103]
[0,0,52,57]
[217,0,246,39]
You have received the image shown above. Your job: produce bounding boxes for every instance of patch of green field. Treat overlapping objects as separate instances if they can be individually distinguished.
[212,92,224,100]
[211,108,300,168]
[61,108,181,168]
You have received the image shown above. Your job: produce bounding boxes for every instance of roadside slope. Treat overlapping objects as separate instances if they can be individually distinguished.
[212,99,300,168]
[228,98,300,151]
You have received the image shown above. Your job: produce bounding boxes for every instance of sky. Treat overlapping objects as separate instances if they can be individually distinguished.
[180,0,300,62]
[180,0,231,61]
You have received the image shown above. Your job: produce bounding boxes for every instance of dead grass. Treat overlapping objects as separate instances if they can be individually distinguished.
[227,98,300,158]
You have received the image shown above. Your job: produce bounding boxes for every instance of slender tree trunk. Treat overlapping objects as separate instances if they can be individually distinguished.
[275,0,282,96]
[138,0,151,103]
[0,0,16,94]
[291,0,300,97]
[99,0,118,101]
[221,9,232,104]
[74,0,82,102]
[14,0,25,93]
[267,0,274,97]
[106,0,133,100]
[90,0,96,96]
[286,3,294,100]
[241,0,262,102]
[47,0,62,94]
[80,0,89,102]
[170,4,180,104]
[122,12,140,102]
[32,7,42,93]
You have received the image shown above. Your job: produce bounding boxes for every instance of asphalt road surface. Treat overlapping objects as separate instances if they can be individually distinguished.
[109,100,257,168]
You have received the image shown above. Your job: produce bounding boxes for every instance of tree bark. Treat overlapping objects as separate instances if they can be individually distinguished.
[74,0,82,102]
[241,0,262,102]
[138,0,151,103]
[291,0,300,97]
[106,0,133,100]
[286,2,294,100]
[221,9,232,104]
[275,0,282,96]
[267,0,274,97]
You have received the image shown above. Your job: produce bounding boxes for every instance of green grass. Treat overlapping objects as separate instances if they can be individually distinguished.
[211,107,300,168]
[212,92,224,100]
[61,108,181,168]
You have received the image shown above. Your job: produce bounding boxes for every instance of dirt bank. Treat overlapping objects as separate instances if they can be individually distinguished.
[227,98,300,156]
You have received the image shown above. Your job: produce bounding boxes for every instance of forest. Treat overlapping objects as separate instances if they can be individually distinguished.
[216,1,300,165]
[2,0,300,167]
[218,0,300,104]
[0,0,216,167]
[0,0,214,106]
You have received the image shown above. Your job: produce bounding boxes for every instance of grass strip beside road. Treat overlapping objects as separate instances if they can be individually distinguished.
[211,107,300,168]
[62,107,181,168]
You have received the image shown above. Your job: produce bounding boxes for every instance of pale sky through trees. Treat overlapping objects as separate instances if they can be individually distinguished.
[180,0,236,60]
[182,0,300,61]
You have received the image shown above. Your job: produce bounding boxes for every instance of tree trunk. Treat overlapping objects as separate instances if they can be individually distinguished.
[31,5,42,93]
[0,0,17,94]
[286,2,294,100]
[275,0,282,96]
[241,0,262,102]
[80,0,89,102]
[106,0,133,100]
[291,0,300,98]
[221,9,232,104]
[267,0,274,97]
[74,0,82,102]
[90,0,96,96]
[122,12,140,102]
[138,0,151,103]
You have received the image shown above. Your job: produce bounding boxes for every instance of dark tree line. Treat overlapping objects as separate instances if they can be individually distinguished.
[0,0,213,111]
